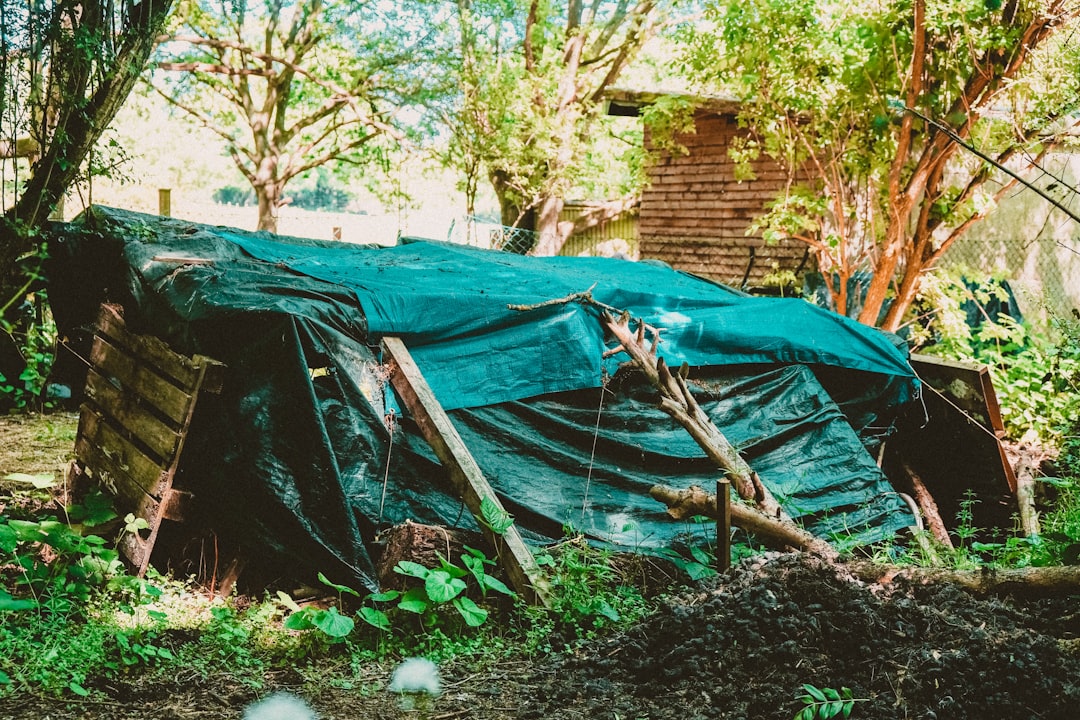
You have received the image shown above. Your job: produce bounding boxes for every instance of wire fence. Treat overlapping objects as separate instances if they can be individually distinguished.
[942,196,1080,322]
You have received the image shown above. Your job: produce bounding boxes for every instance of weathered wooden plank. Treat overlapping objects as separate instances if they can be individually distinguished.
[382,336,551,607]
[96,305,202,388]
[76,406,170,500]
[84,369,182,462]
[90,335,194,425]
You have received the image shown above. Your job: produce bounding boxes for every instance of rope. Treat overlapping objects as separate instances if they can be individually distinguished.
[580,372,610,525]
[915,369,1005,445]
[378,409,395,522]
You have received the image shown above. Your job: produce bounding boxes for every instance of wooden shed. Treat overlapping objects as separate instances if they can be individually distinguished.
[607,90,814,292]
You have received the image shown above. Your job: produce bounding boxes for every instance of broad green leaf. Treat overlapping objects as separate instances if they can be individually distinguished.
[283,610,316,631]
[798,706,815,720]
[311,607,354,638]
[276,590,302,612]
[3,472,56,489]
[359,606,391,631]
[689,546,712,565]
[823,687,840,701]
[480,496,514,534]
[804,684,827,702]
[462,545,494,565]
[318,571,360,597]
[0,670,10,685]
[424,570,466,603]
[0,524,17,553]
[481,574,515,597]
[436,557,469,578]
[367,590,401,602]
[394,561,430,580]
[452,596,488,627]
[685,561,718,581]
[842,700,854,718]
[398,587,429,614]
[824,701,843,717]
[0,589,36,612]
[592,599,620,622]
[69,681,89,696]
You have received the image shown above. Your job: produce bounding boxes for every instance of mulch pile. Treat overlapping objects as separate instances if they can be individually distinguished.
[514,553,1080,720]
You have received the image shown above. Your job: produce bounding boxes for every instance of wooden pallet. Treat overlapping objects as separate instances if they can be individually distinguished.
[72,304,225,575]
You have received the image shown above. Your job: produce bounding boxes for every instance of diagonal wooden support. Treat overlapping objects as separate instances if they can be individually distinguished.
[382,336,551,607]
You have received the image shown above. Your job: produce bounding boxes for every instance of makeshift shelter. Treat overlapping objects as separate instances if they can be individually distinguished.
[48,207,920,591]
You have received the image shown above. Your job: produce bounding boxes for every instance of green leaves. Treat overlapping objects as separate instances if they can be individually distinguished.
[480,496,514,535]
[3,472,56,489]
[794,684,863,720]
[424,570,467,603]
[283,605,355,639]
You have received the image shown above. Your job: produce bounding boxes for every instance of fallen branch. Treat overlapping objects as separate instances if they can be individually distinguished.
[903,463,954,550]
[599,310,786,519]
[848,561,1080,596]
[650,484,838,561]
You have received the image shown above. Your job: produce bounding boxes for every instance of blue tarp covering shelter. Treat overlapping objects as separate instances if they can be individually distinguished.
[49,207,919,590]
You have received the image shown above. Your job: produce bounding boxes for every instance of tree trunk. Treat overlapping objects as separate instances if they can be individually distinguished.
[2,0,174,301]
[255,184,281,234]
[531,194,567,256]
[490,169,534,230]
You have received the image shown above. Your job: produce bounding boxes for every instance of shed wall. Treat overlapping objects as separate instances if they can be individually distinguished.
[641,112,812,289]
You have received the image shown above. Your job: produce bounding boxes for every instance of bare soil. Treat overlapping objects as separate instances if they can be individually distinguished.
[3,413,1080,719]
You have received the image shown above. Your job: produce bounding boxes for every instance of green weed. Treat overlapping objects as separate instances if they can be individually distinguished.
[794,684,866,720]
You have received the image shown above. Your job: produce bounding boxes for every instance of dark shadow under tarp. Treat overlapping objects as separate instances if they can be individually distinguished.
[48,207,918,590]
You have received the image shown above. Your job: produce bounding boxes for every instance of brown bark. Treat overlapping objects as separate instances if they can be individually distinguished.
[848,561,1080,597]
[649,484,838,561]
[375,520,467,589]
[601,310,787,516]
[1010,441,1050,538]
[903,463,954,550]
[0,136,41,161]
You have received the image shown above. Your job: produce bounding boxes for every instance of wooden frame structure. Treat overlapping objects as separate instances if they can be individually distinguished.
[72,304,225,575]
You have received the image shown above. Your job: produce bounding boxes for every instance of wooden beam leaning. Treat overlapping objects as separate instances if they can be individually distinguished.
[381,336,551,607]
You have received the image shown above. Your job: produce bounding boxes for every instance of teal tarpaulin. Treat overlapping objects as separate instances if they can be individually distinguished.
[223,232,917,411]
[47,207,919,590]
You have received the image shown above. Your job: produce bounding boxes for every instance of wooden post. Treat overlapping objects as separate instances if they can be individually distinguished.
[158,188,172,217]
[716,478,731,572]
[332,226,342,241]
[381,336,551,607]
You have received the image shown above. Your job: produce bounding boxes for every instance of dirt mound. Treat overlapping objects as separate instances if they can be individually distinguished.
[517,553,1080,720]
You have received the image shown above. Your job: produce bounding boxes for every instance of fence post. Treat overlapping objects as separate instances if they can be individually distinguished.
[158,189,171,217]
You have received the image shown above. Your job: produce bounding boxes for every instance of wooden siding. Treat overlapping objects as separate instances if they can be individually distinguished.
[559,202,640,258]
[640,112,813,289]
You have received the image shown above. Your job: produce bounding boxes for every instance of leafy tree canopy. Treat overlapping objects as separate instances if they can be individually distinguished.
[431,0,680,254]
[681,0,1080,328]
[152,0,440,232]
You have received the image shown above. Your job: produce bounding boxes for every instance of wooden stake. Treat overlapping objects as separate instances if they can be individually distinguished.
[716,478,731,572]
[382,336,551,607]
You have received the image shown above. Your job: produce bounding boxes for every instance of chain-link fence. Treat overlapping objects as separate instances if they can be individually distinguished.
[446,216,538,254]
[942,188,1080,320]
